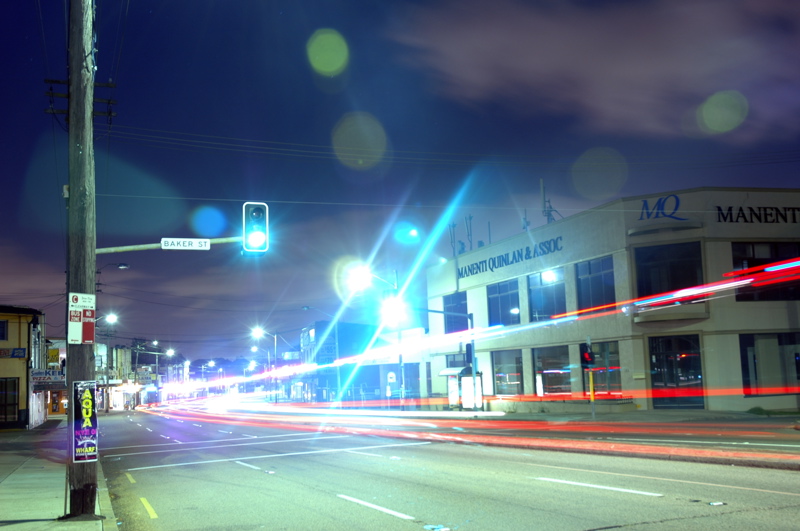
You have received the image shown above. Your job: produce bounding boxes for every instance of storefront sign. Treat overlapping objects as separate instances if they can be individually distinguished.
[72,381,98,462]
[716,205,800,224]
[458,237,563,279]
[32,369,65,382]
[0,348,26,358]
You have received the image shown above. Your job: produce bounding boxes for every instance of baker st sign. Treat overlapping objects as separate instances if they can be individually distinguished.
[161,237,211,250]
[72,381,98,462]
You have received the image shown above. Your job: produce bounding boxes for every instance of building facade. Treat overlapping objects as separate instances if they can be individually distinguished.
[422,187,800,413]
[0,305,47,428]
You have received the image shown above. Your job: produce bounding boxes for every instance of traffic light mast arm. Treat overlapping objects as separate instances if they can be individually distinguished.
[97,236,242,254]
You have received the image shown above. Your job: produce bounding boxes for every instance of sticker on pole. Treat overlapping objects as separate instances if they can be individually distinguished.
[68,293,96,345]
[72,380,98,462]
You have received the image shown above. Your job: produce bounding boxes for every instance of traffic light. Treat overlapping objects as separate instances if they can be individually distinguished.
[242,202,269,252]
[465,343,473,365]
[580,348,595,369]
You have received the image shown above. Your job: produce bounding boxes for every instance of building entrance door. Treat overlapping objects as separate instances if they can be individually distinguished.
[649,335,704,409]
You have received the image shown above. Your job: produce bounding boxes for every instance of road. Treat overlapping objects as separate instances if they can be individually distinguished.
[99,408,800,530]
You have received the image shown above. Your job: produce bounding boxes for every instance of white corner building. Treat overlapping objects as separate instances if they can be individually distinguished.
[423,187,800,413]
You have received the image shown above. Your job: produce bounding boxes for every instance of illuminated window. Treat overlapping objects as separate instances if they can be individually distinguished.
[533,345,570,395]
[732,242,800,301]
[635,242,702,297]
[492,349,523,395]
[528,268,565,321]
[576,256,615,312]
[578,341,621,395]
[443,291,468,333]
[487,279,520,326]
[740,333,800,395]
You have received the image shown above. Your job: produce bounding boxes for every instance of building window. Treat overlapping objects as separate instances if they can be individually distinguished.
[0,378,19,422]
[635,242,702,297]
[492,349,523,395]
[578,341,622,395]
[533,345,571,395]
[487,279,520,326]
[732,242,800,301]
[443,291,468,333]
[576,256,615,312]
[528,268,566,321]
[446,353,468,368]
[0,320,7,341]
[740,333,800,395]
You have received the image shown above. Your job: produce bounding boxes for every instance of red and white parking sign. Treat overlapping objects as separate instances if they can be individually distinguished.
[68,293,96,344]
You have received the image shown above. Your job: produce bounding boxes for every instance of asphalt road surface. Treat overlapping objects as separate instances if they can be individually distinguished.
[98,409,800,530]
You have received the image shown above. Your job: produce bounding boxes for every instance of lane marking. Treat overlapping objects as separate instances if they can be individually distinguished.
[536,477,663,497]
[125,472,136,484]
[105,435,349,458]
[127,441,431,471]
[236,461,261,470]
[337,494,414,520]
[104,433,305,452]
[347,450,383,457]
[524,462,800,497]
[140,497,158,519]
[192,424,202,427]
[159,435,170,439]
[145,428,152,432]
[218,430,232,434]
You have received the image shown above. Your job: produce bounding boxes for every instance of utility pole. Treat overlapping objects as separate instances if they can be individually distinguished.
[65,0,98,518]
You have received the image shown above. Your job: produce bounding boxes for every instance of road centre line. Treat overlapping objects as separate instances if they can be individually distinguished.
[525,462,800,497]
[536,477,663,497]
[607,437,800,449]
[346,450,384,457]
[126,441,431,471]
[235,461,261,470]
[104,435,350,458]
[337,494,414,520]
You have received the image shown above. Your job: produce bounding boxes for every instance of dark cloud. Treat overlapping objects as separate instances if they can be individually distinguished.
[391,0,800,142]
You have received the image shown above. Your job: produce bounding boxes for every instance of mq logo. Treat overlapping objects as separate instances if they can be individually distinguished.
[639,194,687,221]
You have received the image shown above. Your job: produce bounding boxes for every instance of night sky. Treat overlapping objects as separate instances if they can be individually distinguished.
[3,0,799,360]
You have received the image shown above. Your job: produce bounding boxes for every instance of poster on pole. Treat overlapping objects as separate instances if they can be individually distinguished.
[72,380,98,462]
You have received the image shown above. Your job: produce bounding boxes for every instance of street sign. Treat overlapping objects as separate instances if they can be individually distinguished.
[161,238,211,250]
[68,293,96,344]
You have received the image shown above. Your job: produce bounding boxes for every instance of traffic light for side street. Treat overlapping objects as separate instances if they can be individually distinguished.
[580,348,596,370]
[242,202,269,253]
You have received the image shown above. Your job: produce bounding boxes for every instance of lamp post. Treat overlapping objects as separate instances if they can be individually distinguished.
[346,264,407,407]
[252,327,279,402]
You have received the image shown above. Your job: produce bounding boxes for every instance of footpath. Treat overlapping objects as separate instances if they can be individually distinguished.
[1,409,798,529]
[0,415,114,531]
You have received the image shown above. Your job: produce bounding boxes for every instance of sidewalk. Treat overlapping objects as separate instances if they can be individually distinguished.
[0,416,115,530]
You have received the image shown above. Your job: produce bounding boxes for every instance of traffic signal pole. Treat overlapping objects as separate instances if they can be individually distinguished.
[64,0,99,518]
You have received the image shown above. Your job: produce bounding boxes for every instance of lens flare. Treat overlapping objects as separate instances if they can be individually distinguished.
[332,112,387,170]
[571,147,628,201]
[307,28,349,77]
[697,90,748,134]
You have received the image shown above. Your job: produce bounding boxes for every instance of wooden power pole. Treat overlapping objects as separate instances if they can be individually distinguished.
[65,0,98,518]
